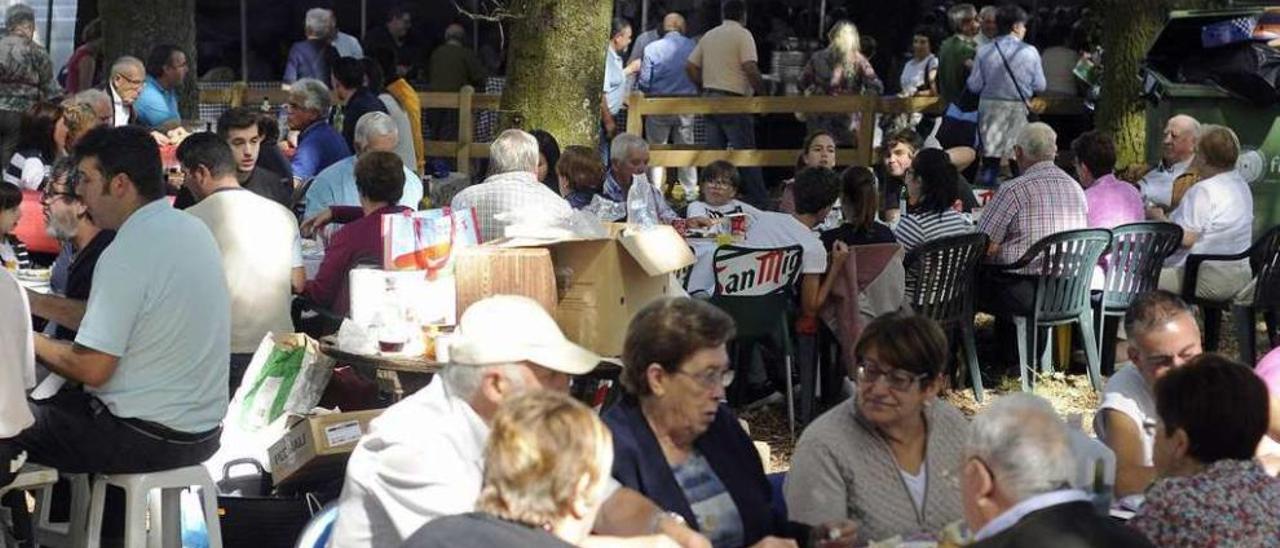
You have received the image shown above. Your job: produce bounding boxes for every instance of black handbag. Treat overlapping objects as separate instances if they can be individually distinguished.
[995,41,1039,123]
[216,459,323,548]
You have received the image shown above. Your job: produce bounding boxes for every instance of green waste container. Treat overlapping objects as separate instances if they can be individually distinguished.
[1143,8,1280,235]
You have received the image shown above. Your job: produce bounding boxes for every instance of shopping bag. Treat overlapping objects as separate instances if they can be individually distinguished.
[380,207,480,276]
[230,334,335,432]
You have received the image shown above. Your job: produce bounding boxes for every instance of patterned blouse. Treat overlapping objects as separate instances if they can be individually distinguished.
[1129,459,1280,546]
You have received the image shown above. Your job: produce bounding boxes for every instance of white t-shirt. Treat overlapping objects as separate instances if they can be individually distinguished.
[1093,363,1156,466]
[900,54,937,96]
[187,188,300,354]
[687,199,756,220]
[900,467,927,513]
[743,211,827,275]
[1167,170,1254,267]
[75,199,229,433]
[0,268,34,437]
[1138,158,1192,208]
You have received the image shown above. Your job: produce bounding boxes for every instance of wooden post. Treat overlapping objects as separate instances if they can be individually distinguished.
[856,96,877,167]
[458,86,475,173]
[626,91,645,137]
[229,81,247,108]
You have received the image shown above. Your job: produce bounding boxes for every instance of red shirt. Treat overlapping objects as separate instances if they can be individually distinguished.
[303,204,410,316]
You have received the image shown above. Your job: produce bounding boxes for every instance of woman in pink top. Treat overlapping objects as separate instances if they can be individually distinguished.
[1072,131,1144,229]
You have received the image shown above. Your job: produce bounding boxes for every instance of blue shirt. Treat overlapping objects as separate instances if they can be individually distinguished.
[639,31,698,96]
[966,35,1046,102]
[603,45,627,114]
[75,199,229,432]
[292,120,351,183]
[283,40,334,84]
[133,76,179,129]
[303,155,424,218]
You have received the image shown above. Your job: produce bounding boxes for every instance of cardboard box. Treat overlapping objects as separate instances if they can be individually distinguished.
[454,247,558,317]
[500,224,694,356]
[267,409,383,487]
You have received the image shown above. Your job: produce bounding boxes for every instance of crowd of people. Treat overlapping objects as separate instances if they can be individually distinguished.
[0,1,1275,547]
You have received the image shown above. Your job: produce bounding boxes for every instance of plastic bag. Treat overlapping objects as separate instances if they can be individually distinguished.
[584,194,626,222]
[380,207,480,274]
[230,334,334,432]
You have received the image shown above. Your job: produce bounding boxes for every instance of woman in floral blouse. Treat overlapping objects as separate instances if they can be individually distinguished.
[1129,354,1280,545]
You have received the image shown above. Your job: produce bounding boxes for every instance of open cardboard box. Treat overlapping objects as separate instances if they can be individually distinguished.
[496,224,695,357]
[267,409,383,487]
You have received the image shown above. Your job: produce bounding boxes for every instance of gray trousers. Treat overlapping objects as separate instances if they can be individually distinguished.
[645,114,698,194]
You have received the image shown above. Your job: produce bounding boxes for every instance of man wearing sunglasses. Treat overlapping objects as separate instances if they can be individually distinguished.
[26,160,114,342]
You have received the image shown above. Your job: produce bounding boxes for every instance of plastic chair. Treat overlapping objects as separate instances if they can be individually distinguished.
[987,229,1112,392]
[1184,224,1280,366]
[86,465,223,548]
[709,245,804,438]
[904,232,989,401]
[30,472,91,548]
[292,502,338,548]
[1095,222,1183,374]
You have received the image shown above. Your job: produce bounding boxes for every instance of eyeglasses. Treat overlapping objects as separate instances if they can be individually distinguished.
[39,190,77,205]
[675,367,735,389]
[856,365,928,391]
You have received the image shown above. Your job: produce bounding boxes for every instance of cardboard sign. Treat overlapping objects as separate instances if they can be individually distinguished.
[712,246,804,297]
[268,409,383,487]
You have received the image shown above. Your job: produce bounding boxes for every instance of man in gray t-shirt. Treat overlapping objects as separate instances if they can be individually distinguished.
[0,125,228,489]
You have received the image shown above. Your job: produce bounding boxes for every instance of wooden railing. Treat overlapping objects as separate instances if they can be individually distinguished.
[200,84,1088,173]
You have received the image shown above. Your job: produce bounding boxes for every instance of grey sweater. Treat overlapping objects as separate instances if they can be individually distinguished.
[783,398,969,542]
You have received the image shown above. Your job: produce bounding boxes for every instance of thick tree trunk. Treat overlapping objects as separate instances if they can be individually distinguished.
[500,0,612,148]
[98,0,197,120]
[1092,0,1165,170]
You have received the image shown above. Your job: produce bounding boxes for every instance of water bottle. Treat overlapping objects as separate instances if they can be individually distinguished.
[627,174,658,228]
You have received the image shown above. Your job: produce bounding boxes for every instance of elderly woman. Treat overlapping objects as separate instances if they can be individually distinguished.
[785,312,968,543]
[402,391,614,547]
[556,145,605,209]
[1129,354,1280,544]
[604,297,854,548]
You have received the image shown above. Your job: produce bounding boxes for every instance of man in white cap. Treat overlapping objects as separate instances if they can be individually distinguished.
[330,295,709,548]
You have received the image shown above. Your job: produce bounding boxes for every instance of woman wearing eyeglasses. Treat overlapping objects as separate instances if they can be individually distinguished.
[784,312,969,544]
[604,297,856,548]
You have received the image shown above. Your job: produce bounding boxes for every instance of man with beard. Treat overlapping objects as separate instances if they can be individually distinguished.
[26,158,114,342]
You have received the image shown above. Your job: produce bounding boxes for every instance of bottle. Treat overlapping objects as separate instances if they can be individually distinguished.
[627,174,658,228]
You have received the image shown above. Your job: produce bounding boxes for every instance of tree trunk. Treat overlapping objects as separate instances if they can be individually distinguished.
[500,0,612,148]
[98,0,197,120]
[1091,0,1165,171]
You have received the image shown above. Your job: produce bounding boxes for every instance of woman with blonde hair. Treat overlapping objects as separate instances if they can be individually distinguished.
[402,391,616,547]
[800,20,883,147]
[57,100,101,154]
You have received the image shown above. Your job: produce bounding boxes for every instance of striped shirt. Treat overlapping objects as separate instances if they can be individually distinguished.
[893,209,974,253]
[977,161,1088,274]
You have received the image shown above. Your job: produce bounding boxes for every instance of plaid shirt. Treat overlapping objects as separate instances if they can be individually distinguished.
[977,161,1087,273]
[0,34,59,112]
[449,171,573,242]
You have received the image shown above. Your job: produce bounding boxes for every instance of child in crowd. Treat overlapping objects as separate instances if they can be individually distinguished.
[0,183,30,270]
[686,160,757,219]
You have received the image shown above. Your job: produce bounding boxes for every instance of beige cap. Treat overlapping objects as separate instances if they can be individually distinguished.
[448,295,600,375]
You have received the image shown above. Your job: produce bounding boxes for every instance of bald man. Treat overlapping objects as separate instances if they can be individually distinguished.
[103,56,144,127]
[1138,114,1199,209]
[639,12,699,195]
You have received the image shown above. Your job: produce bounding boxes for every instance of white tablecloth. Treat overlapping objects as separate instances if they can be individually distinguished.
[685,239,721,296]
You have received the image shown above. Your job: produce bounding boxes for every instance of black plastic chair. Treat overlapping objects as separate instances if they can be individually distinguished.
[987,228,1112,392]
[1183,224,1280,365]
[1095,222,1183,374]
[708,245,805,438]
[904,232,989,401]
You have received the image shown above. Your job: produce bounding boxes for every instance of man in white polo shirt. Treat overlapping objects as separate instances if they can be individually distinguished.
[179,132,302,394]
[0,125,228,488]
[331,295,708,548]
[1093,290,1203,497]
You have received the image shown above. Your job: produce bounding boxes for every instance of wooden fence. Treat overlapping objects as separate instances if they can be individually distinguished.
[200,84,1088,173]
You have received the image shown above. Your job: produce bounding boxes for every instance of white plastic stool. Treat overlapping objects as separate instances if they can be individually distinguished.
[0,464,59,548]
[30,472,90,548]
[85,466,222,548]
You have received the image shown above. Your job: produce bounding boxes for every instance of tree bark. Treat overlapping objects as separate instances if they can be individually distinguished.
[1091,0,1220,170]
[97,0,197,120]
[500,0,612,148]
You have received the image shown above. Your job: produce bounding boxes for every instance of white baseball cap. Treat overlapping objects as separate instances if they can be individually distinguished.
[448,295,600,375]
